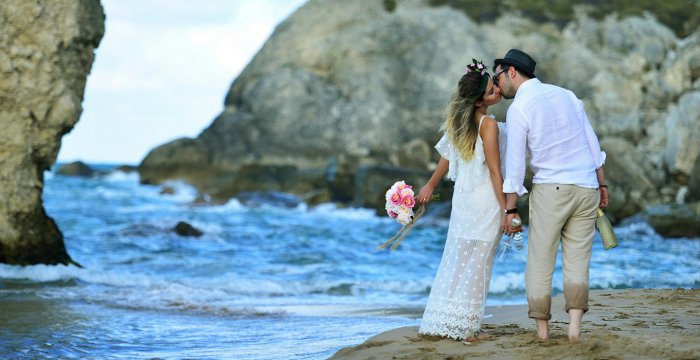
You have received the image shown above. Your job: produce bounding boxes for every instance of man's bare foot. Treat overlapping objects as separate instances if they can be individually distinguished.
[536,319,549,340]
[568,328,582,343]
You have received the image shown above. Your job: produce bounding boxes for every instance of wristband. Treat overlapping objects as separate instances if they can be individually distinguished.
[504,208,518,215]
[599,185,608,188]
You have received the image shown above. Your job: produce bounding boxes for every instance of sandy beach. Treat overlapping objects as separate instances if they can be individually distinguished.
[330,288,699,360]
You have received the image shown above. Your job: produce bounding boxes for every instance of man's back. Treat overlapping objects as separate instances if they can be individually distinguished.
[505,79,604,191]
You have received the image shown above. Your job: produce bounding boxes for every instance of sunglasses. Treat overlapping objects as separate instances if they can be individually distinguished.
[492,67,508,86]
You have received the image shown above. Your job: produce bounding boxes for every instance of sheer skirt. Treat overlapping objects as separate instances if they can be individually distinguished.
[419,235,500,340]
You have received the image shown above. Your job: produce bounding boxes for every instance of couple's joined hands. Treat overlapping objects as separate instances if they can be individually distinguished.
[504,213,523,236]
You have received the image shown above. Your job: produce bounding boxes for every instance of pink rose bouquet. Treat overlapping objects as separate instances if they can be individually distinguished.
[377,180,426,251]
[385,181,416,225]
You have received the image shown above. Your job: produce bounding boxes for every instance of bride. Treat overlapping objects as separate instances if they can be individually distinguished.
[416,59,511,342]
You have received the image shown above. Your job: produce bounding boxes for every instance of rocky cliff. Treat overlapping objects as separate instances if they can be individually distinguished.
[0,1,104,264]
[139,0,700,230]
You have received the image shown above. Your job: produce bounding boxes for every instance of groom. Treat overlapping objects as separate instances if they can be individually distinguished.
[493,49,609,342]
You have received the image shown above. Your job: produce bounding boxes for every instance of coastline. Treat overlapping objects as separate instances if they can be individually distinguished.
[330,288,699,360]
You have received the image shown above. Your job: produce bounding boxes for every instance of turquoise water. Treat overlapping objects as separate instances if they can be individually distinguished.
[1,166,698,359]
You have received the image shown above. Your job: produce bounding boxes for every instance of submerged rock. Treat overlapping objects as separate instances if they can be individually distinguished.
[173,221,204,237]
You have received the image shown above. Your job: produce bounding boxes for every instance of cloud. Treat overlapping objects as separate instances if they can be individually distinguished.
[58,0,307,164]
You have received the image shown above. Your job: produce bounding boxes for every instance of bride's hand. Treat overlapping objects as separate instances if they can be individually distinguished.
[501,215,508,234]
[417,186,434,204]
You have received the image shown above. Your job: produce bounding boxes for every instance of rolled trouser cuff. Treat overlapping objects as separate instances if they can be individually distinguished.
[564,282,590,313]
[527,295,552,320]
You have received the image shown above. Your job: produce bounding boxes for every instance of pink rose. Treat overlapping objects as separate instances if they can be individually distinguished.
[391,191,402,205]
[402,195,415,208]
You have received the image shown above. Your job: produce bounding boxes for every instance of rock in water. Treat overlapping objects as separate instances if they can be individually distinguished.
[642,203,700,238]
[56,161,96,177]
[0,1,105,265]
[174,221,204,237]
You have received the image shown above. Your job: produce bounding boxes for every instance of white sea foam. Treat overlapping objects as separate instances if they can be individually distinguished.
[102,170,140,183]
[0,264,286,316]
[115,203,180,213]
[0,263,155,287]
[489,272,526,294]
[309,203,380,221]
[0,263,80,282]
[94,185,132,199]
[160,180,200,203]
[207,198,246,212]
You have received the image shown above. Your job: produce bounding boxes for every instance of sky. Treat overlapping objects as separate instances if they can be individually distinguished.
[57,0,308,165]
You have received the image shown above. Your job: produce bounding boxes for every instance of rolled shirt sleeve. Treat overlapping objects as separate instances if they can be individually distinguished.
[503,106,529,196]
[580,100,606,169]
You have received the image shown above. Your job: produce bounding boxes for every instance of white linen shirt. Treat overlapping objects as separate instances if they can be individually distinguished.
[503,79,606,196]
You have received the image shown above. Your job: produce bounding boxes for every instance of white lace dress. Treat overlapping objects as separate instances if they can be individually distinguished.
[419,115,506,340]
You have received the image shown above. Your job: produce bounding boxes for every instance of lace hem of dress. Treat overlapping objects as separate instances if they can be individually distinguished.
[419,298,485,340]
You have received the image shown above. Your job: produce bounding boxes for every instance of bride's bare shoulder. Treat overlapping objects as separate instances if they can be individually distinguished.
[480,116,499,132]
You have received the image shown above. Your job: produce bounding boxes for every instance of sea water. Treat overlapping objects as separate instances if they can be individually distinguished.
[1,165,698,359]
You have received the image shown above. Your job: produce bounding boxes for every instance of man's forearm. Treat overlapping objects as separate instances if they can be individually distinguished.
[506,193,519,210]
[596,166,606,186]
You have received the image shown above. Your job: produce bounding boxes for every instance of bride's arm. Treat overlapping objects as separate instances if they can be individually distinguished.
[481,119,507,232]
[417,157,448,204]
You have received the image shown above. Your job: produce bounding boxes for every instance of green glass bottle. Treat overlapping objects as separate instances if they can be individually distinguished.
[596,209,618,250]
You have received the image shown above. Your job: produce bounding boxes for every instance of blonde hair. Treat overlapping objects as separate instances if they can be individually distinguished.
[440,71,488,160]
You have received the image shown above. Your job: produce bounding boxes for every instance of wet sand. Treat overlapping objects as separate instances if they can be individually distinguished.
[330,288,699,360]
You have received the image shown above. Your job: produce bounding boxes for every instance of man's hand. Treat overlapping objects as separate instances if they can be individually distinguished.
[599,187,609,208]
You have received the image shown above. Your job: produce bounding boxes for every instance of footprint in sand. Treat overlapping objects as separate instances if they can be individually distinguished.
[664,319,684,329]
[615,312,631,319]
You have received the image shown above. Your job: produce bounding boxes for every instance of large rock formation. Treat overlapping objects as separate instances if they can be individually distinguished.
[0,1,104,264]
[139,0,700,229]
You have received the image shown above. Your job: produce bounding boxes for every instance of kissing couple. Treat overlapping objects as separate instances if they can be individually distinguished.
[416,49,609,343]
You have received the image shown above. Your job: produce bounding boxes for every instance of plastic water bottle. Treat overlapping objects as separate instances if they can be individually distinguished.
[497,218,525,261]
[496,236,511,261]
[511,218,524,250]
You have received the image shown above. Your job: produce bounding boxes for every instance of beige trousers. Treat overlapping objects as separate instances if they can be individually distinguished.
[526,184,600,320]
